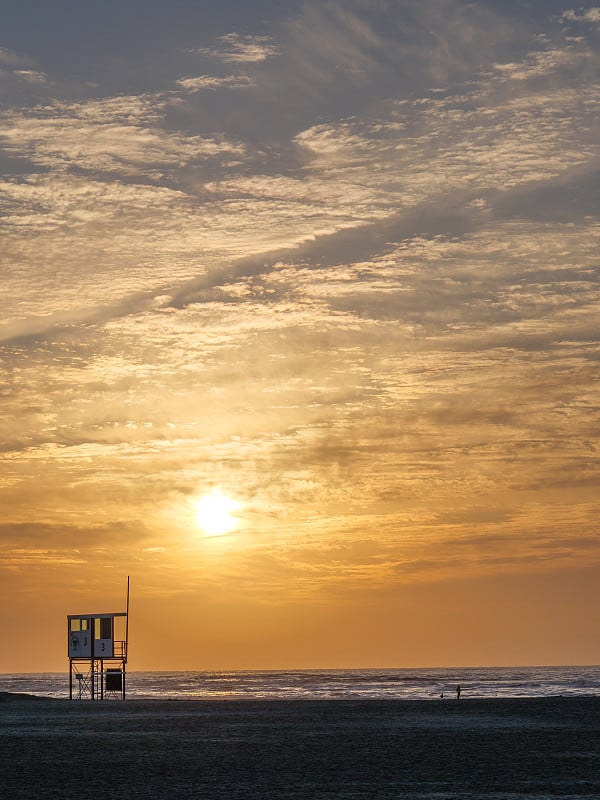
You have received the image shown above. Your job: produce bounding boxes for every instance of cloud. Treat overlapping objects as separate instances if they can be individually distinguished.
[0,95,247,179]
[490,46,587,81]
[13,70,49,85]
[190,33,280,63]
[249,0,517,113]
[0,46,28,67]
[561,8,600,24]
[0,520,153,574]
[0,46,53,103]
[176,74,255,92]
[1,0,599,611]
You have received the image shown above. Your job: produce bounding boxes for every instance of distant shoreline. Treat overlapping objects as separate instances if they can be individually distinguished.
[1,691,598,704]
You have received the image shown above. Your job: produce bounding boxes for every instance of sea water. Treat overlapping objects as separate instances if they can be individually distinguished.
[1,665,599,700]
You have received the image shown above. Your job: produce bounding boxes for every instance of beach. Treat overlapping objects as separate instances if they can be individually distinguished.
[1,695,599,798]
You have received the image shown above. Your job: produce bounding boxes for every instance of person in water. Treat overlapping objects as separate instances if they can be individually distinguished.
[456,685,461,699]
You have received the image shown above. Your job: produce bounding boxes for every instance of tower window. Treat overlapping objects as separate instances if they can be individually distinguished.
[95,617,113,639]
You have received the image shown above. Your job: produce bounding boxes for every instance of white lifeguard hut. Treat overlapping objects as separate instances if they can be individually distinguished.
[67,578,130,700]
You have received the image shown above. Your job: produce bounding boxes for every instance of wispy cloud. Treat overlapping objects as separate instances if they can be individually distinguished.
[190,33,280,63]
[176,74,255,91]
[561,8,600,24]
[12,69,49,85]
[0,46,28,67]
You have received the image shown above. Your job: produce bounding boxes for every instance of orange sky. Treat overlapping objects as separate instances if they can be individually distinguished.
[1,0,599,672]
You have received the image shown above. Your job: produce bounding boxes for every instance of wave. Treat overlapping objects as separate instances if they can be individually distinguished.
[2,666,599,701]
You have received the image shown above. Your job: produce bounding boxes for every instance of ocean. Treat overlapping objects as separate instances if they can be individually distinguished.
[2,665,599,700]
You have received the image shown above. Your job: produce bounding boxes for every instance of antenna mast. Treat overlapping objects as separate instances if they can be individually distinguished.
[125,575,130,658]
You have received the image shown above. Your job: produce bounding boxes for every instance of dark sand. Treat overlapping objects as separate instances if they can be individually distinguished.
[1,695,599,799]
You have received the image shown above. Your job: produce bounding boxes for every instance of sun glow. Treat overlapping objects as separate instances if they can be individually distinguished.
[195,491,240,537]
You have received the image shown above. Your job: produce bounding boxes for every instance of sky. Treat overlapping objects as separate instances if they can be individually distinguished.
[1,0,599,673]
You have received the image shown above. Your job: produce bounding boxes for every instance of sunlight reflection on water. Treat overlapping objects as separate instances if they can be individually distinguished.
[2,665,599,700]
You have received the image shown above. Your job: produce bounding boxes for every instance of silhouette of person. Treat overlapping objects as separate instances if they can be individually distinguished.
[456,685,461,699]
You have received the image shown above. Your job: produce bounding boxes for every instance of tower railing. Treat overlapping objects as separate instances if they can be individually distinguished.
[113,640,127,659]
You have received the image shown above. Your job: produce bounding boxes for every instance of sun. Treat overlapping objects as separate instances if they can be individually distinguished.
[195,490,240,537]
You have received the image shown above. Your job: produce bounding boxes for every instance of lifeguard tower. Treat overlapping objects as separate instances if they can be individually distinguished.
[67,578,130,700]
